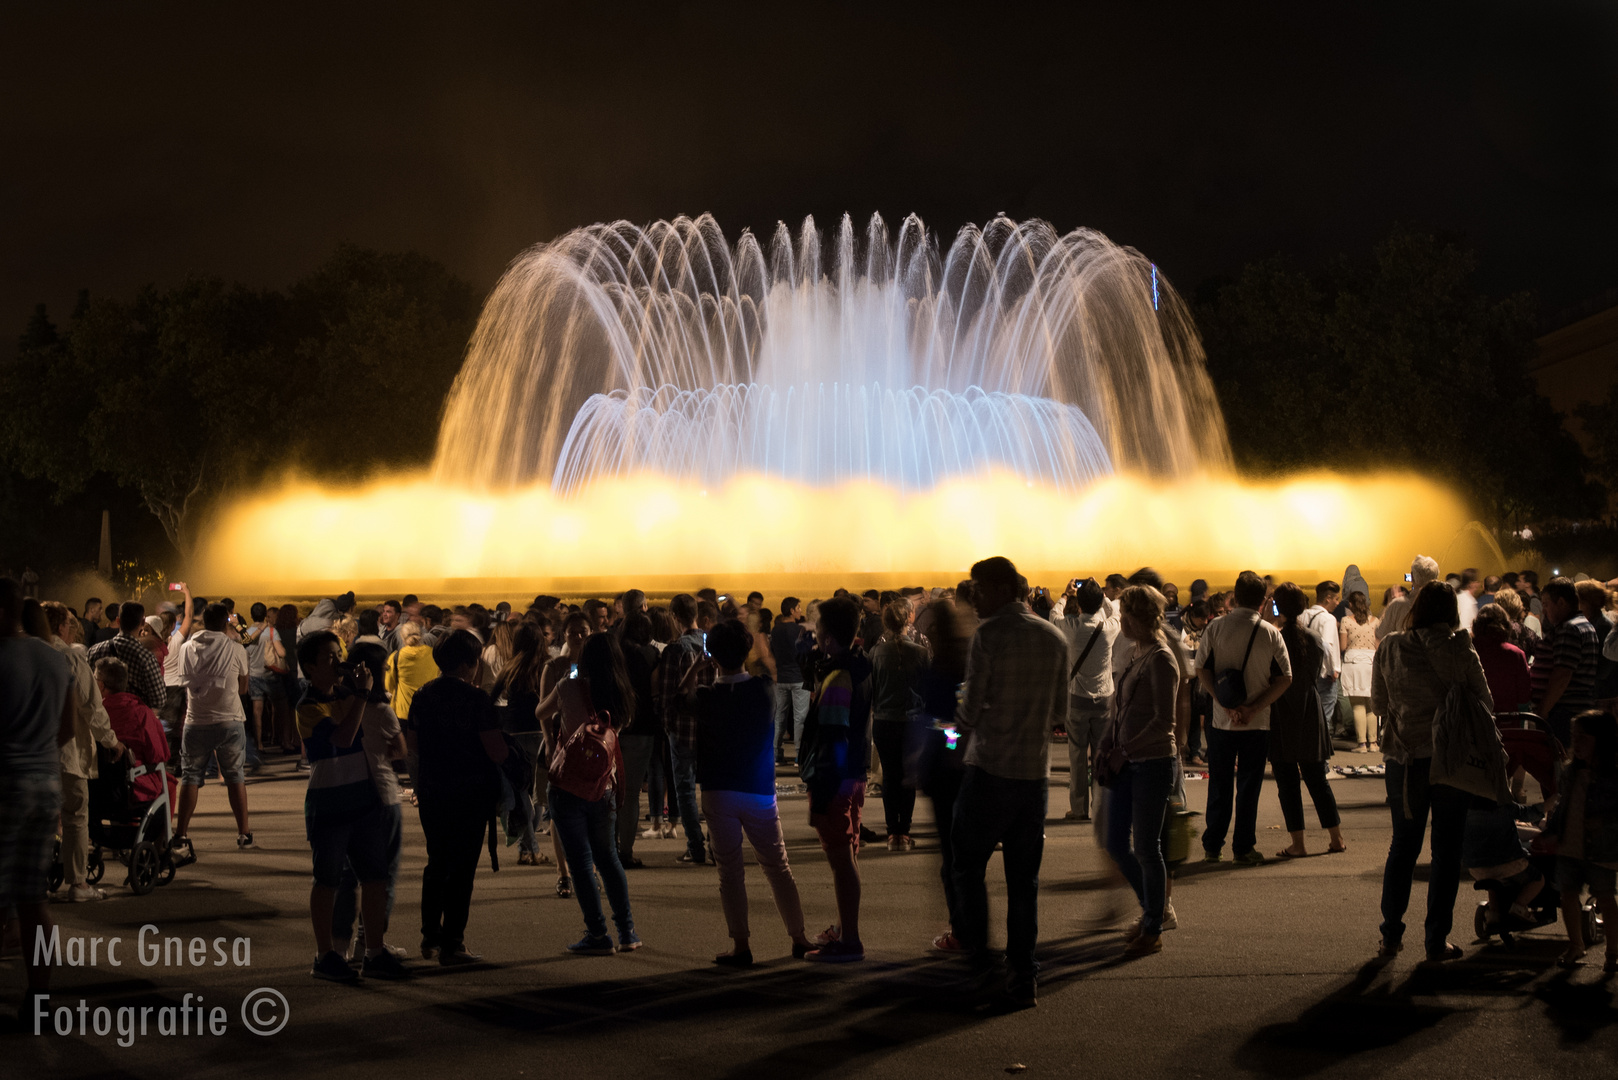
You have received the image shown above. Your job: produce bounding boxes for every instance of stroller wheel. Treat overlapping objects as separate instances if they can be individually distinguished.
[86,847,105,886]
[1583,902,1605,947]
[156,852,176,887]
[128,841,160,896]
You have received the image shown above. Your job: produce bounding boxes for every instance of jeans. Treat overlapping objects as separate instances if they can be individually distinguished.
[1316,676,1342,739]
[774,682,810,759]
[647,734,670,820]
[1273,760,1341,833]
[418,795,490,953]
[1102,757,1175,935]
[1380,758,1469,953]
[701,789,805,941]
[616,734,655,858]
[928,766,965,930]
[511,734,544,855]
[1064,695,1109,816]
[549,786,636,942]
[1203,726,1268,856]
[951,766,1047,976]
[670,742,705,857]
[872,720,916,836]
[334,802,403,944]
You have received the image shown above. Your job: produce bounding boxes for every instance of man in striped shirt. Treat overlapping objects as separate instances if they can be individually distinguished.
[86,602,166,712]
[1532,577,1600,745]
[952,556,1069,1007]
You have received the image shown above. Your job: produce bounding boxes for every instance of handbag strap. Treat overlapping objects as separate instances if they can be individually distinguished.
[1224,613,1262,673]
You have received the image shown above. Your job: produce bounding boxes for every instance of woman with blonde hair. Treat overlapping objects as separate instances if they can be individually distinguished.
[386,621,439,722]
[1099,585,1180,958]
[1338,591,1380,753]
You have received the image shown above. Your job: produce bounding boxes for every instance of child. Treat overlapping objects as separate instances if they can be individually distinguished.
[1544,710,1618,970]
[1460,797,1542,931]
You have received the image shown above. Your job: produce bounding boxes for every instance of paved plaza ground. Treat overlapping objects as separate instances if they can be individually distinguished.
[6,750,1617,1079]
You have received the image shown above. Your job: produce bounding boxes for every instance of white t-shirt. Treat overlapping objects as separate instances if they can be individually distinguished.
[1193,607,1291,731]
[1301,606,1341,677]
[1457,590,1478,632]
[178,630,249,725]
[164,626,186,687]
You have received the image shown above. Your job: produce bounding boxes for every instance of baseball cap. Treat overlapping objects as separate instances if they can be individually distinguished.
[144,615,165,637]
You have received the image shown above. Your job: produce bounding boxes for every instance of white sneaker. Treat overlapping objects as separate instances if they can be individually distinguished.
[1161,903,1178,931]
[68,884,105,902]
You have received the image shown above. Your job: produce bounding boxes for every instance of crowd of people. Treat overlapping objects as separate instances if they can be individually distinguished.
[2,555,1616,1010]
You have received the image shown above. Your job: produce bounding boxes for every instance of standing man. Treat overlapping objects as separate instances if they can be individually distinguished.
[951,556,1069,1006]
[770,597,811,765]
[652,593,715,864]
[1302,581,1342,741]
[1378,556,1439,640]
[174,603,254,854]
[243,603,283,755]
[159,584,196,756]
[79,598,103,648]
[378,600,404,653]
[0,577,75,1013]
[1532,577,1600,745]
[87,602,167,713]
[1194,571,1292,866]
[1049,578,1116,821]
[44,603,124,902]
[1457,569,1483,631]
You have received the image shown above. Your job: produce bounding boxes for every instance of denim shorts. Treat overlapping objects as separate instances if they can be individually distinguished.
[248,675,273,702]
[0,770,62,906]
[308,804,390,887]
[180,722,248,786]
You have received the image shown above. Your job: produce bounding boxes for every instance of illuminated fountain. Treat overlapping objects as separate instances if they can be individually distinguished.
[433,214,1230,493]
[197,215,1489,594]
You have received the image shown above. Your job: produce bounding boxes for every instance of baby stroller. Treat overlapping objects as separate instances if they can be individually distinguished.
[85,745,180,896]
[1472,713,1603,948]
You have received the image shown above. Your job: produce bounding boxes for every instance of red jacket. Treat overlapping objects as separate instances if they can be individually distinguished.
[102,690,175,803]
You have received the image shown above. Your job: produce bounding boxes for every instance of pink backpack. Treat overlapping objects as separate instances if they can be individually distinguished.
[548,683,622,803]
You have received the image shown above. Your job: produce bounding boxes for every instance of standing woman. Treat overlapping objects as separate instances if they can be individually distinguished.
[1271,583,1345,858]
[492,623,557,868]
[745,609,778,682]
[275,604,303,754]
[1100,585,1180,958]
[1372,581,1494,962]
[870,600,929,851]
[1338,592,1380,753]
[536,631,641,955]
[694,619,813,966]
[537,613,591,896]
[918,598,973,952]
[481,620,518,692]
[388,620,440,787]
[616,612,661,869]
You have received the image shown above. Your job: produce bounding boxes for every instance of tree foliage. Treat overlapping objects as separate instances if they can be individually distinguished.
[0,247,478,559]
[1197,228,1605,525]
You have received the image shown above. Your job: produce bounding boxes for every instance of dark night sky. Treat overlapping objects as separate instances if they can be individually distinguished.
[5,2,1617,345]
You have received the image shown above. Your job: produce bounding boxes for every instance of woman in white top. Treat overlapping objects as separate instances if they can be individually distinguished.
[1338,591,1381,752]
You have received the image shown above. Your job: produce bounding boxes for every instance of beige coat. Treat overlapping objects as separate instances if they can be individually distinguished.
[53,638,119,778]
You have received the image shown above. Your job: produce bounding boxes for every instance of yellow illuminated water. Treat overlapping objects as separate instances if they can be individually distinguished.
[194,469,1498,597]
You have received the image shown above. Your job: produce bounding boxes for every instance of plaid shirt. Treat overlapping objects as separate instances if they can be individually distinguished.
[956,600,1069,781]
[655,630,714,753]
[87,632,168,712]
